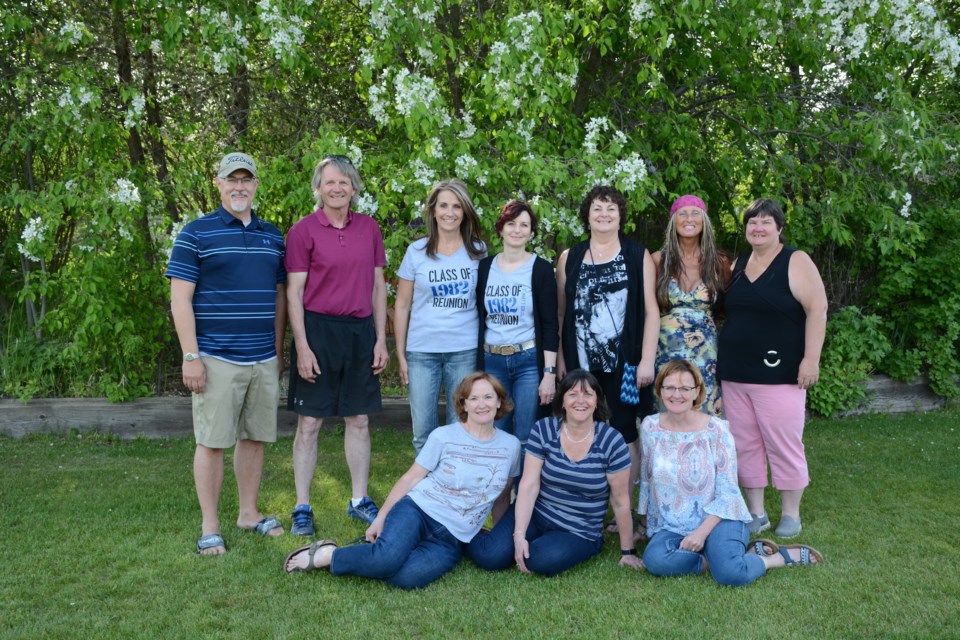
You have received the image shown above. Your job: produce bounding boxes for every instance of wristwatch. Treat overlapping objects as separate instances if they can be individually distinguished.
[183,352,201,362]
[543,366,557,374]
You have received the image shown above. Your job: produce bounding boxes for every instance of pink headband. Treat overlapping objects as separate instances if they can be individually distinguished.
[670,195,707,217]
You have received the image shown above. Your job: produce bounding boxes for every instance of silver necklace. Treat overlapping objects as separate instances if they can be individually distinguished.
[562,424,594,444]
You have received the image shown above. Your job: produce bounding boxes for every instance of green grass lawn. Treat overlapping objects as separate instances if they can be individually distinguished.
[1,410,958,640]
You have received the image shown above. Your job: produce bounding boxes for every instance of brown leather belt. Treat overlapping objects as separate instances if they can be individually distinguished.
[483,339,536,356]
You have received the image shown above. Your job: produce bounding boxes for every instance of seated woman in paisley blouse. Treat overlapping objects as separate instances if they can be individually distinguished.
[638,359,824,586]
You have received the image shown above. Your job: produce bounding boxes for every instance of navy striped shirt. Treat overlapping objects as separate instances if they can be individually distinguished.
[527,417,631,541]
[165,207,286,363]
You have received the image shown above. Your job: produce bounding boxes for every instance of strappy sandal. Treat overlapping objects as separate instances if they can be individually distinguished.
[778,544,824,566]
[284,539,338,574]
[750,538,779,557]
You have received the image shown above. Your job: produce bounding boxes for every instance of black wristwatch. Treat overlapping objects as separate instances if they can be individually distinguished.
[621,548,637,556]
[543,366,557,374]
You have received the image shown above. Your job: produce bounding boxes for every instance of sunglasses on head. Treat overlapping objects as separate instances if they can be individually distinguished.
[324,154,353,165]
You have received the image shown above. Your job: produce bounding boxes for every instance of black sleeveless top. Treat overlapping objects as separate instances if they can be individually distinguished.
[717,246,806,384]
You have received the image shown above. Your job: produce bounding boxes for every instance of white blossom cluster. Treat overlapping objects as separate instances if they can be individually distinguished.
[365,0,395,39]
[258,0,305,60]
[426,137,443,159]
[199,9,249,74]
[411,2,437,26]
[410,158,436,187]
[605,153,649,193]
[355,192,379,214]
[459,110,477,138]
[58,87,96,121]
[110,178,141,207]
[59,21,84,47]
[150,39,163,55]
[118,226,134,241]
[506,12,542,52]
[417,44,437,65]
[391,68,442,117]
[537,204,580,236]
[799,0,959,77]
[628,0,656,38]
[583,117,610,154]
[335,136,364,168]
[889,190,913,218]
[123,93,146,129]
[455,154,478,179]
[18,217,46,262]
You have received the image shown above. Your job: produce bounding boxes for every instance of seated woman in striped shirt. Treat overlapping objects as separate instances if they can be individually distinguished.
[466,369,644,576]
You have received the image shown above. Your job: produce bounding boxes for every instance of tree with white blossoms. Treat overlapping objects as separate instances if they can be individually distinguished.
[1,0,958,408]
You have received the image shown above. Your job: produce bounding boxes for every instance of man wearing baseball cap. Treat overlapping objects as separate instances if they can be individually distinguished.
[167,152,287,555]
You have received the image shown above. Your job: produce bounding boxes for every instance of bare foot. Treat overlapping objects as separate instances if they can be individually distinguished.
[197,533,226,556]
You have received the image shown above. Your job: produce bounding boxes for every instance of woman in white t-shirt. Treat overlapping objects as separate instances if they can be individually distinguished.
[394,179,487,452]
[283,372,521,589]
[476,200,559,453]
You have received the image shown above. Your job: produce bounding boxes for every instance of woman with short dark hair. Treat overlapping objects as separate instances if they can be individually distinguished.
[717,198,828,538]
[467,369,643,576]
[476,200,559,454]
[556,185,661,535]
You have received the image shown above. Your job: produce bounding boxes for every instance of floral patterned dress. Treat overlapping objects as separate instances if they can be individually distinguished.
[655,279,720,415]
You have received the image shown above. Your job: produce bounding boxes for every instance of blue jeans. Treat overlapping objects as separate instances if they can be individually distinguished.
[482,348,540,446]
[642,520,766,587]
[330,496,462,589]
[406,349,477,453]
[466,504,602,577]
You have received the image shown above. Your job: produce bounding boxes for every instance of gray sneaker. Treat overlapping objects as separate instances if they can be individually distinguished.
[775,515,802,538]
[748,512,771,535]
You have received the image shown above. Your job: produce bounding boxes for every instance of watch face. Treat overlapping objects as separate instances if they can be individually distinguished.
[184,353,199,361]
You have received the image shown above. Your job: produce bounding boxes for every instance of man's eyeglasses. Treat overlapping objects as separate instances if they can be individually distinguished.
[224,177,256,186]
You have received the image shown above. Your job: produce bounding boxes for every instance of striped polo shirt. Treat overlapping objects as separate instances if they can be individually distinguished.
[165,207,286,364]
[527,417,631,541]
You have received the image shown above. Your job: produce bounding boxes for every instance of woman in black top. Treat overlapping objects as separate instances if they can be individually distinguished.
[476,200,559,449]
[717,198,827,539]
[556,185,660,535]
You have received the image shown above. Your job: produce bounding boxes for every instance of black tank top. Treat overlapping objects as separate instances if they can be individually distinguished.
[717,246,806,384]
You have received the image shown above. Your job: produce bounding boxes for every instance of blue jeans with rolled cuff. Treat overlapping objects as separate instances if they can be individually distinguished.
[642,519,766,587]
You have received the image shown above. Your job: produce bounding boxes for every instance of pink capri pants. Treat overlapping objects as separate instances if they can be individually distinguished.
[720,381,810,491]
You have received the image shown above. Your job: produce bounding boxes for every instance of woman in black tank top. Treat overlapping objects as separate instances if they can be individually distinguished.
[717,199,828,539]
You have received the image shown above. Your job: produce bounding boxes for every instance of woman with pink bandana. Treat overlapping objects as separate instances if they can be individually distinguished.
[651,195,729,415]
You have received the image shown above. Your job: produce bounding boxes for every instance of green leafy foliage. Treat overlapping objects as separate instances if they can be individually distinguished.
[808,307,892,416]
[1,0,959,410]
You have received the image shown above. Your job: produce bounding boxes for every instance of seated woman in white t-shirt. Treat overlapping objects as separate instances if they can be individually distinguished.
[283,372,520,589]
[394,179,487,453]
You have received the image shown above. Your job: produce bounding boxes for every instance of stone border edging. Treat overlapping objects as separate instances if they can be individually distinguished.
[0,375,948,440]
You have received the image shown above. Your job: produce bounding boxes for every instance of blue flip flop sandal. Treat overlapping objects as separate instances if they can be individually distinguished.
[250,517,283,536]
[197,533,226,554]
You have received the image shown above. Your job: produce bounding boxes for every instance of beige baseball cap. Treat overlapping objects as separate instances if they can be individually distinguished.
[217,152,258,178]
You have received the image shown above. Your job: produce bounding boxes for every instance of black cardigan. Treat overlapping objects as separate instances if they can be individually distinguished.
[475,255,559,382]
[560,236,647,376]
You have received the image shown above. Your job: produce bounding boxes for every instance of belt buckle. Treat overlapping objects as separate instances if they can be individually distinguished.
[503,345,518,355]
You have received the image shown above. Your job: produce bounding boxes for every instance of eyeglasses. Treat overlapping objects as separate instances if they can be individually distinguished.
[661,385,698,395]
[224,177,256,186]
[324,154,353,165]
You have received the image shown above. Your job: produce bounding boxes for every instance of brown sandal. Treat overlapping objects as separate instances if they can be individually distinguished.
[284,539,338,574]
